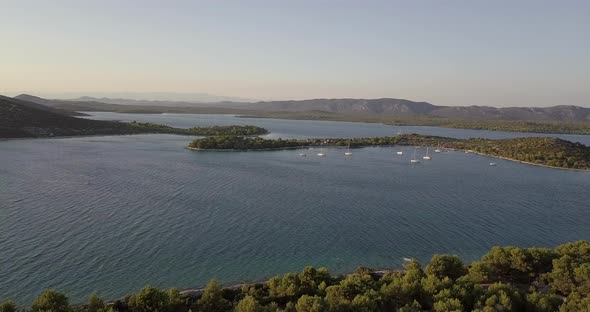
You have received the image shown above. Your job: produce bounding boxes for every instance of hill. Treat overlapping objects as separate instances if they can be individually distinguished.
[249,98,439,115]
[248,98,590,122]
[0,96,265,138]
[71,96,253,108]
[71,91,256,103]
[0,95,136,138]
[9,94,88,117]
[14,94,256,114]
[14,94,141,113]
[16,95,590,122]
[11,95,590,134]
[431,104,590,121]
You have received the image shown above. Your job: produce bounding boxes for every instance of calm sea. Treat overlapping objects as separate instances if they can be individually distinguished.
[1,113,589,304]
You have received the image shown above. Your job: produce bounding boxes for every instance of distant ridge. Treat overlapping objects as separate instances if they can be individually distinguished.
[0,95,266,138]
[13,94,256,114]
[70,96,249,108]
[12,91,257,103]
[0,95,136,138]
[72,91,256,104]
[246,98,590,121]
[249,98,438,115]
[13,94,590,122]
[15,93,118,110]
[11,94,87,116]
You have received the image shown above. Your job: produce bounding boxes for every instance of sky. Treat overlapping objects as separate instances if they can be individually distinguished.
[1,0,589,107]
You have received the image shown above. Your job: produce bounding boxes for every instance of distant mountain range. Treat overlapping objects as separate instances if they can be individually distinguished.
[72,96,253,107]
[12,91,257,103]
[14,94,255,114]
[14,94,590,122]
[246,98,590,121]
[3,94,590,138]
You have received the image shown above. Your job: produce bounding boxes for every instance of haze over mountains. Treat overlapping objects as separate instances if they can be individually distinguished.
[14,94,254,114]
[11,92,257,103]
[73,96,248,107]
[3,94,590,139]
[14,94,590,122]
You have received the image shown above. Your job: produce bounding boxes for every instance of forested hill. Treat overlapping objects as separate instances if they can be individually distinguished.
[0,95,135,138]
[0,96,267,138]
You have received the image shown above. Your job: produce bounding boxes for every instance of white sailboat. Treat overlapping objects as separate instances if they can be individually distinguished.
[317,143,326,157]
[396,132,403,154]
[434,142,442,153]
[410,147,420,163]
[422,147,432,160]
[344,143,352,156]
[344,142,352,156]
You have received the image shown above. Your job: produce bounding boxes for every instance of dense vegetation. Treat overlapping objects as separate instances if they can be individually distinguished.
[439,119,590,135]
[188,136,305,150]
[242,112,590,135]
[3,241,589,311]
[188,134,590,170]
[399,134,590,170]
[126,122,268,136]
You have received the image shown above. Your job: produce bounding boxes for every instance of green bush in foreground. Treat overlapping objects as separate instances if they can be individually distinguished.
[0,300,17,312]
[3,241,590,311]
[31,290,70,312]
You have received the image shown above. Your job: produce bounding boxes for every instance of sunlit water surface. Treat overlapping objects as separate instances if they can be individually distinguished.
[1,113,589,304]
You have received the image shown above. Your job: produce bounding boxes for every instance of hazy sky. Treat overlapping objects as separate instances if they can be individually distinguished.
[1,0,589,106]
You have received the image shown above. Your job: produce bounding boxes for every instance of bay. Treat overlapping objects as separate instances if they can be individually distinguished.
[1,113,589,304]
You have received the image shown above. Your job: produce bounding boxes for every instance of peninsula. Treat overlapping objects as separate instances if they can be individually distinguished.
[188,134,590,170]
[0,95,266,138]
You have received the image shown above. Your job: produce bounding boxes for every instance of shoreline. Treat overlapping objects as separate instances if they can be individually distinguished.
[237,114,590,136]
[185,145,312,152]
[175,268,396,298]
[76,111,590,136]
[109,268,400,304]
[467,150,590,172]
[0,131,265,143]
[0,132,203,142]
[79,110,590,136]
[187,144,590,172]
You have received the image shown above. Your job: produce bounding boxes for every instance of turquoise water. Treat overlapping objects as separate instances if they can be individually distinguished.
[1,114,589,304]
